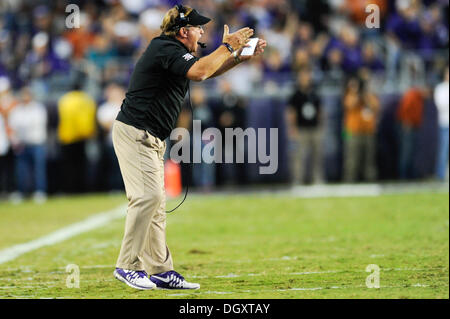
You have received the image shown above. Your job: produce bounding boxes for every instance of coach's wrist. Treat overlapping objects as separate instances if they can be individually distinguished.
[222,42,234,53]
[233,51,242,64]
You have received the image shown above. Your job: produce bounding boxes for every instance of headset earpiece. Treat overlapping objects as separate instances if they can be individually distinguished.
[176,5,187,23]
[175,4,184,13]
[173,4,189,31]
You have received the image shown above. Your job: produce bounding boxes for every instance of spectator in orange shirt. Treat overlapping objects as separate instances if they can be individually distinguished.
[342,75,380,182]
[345,0,387,26]
[64,13,96,60]
[397,86,427,179]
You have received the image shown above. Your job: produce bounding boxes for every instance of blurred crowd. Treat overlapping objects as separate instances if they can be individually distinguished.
[0,0,448,202]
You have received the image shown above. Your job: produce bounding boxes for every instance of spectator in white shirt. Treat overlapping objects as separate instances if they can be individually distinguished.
[97,82,125,190]
[0,114,8,156]
[0,114,9,198]
[8,87,48,202]
[0,76,17,198]
[434,67,449,181]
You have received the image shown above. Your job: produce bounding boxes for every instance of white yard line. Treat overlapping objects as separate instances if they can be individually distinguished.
[0,204,127,265]
[192,181,448,199]
[165,283,440,296]
[290,184,382,198]
[288,182,449,198]
[3,264,445,276]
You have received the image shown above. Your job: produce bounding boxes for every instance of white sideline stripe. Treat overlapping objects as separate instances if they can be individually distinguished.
[199,182,449,199]
[290,184,382,198]
[215,273,240,278]
[290,270,339,275]
[3,265,444,275]
[165,283,438,296]
[1,283,440,295]
[186,268,442,279]
[0,204,127,265]
[288,182,448,198]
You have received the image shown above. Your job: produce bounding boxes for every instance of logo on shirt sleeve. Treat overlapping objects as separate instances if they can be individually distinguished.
[182,53,194,61]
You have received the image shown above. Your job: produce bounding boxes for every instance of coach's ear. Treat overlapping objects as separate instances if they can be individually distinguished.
[179,27,189,39]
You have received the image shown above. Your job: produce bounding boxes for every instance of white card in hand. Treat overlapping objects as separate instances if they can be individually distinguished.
[240,38,259,56]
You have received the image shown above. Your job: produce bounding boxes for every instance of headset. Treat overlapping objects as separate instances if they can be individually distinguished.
[174,4,189,30]
[171,4,207,48]
[166,4,209,214]
[165,5,192,214]
[165,85,193,214]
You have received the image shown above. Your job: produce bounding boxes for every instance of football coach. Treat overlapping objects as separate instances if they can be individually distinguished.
[112,4,267,290]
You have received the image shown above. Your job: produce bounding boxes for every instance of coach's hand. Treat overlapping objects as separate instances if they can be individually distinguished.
[223,24,254,51]
[238,38,267,62]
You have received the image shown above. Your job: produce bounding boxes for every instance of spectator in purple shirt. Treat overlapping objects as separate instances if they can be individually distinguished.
[362,42,385,74]
[0,64,6,78]
[293,22,314,49]
[262,47,292,87]
[418,7,449,64]
[386,2,422,50]
[338,25,363,74]
[0,31,13,78]
[18,32,60,82]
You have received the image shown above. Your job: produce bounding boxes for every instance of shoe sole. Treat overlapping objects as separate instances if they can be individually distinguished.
[154,286,200,290]
[113,270,156,290]
[152,283,200,290]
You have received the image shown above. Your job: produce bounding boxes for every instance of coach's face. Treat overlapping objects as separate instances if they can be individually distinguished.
[185,25,204,52]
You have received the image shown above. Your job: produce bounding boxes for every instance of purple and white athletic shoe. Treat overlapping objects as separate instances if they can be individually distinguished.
[150,270,200,289]
[113,268,156,290]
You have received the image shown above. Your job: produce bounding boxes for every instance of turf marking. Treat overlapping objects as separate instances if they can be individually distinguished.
[164,283,442,296]
[215,273,240,278]
[289,270,339,275]
[0,204,127,265]
[2,265,445,276]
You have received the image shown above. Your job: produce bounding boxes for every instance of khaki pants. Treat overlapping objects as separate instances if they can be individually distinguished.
[343,133,377,183]
[112,120,173,275]
[289,127,324,184]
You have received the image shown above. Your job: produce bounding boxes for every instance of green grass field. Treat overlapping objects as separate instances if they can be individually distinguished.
[0,191,448,299]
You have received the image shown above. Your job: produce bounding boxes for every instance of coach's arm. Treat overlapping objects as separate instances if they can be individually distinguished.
[186,25,253,82]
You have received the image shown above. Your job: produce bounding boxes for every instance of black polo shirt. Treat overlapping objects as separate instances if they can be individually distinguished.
[288,89,321,128]
[116,34,199,140]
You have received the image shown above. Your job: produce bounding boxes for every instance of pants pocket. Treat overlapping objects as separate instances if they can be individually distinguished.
[135,130,148,142]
